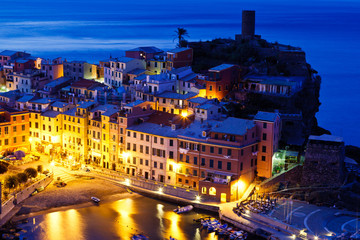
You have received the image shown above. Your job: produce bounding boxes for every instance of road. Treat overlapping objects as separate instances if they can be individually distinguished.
[269,199,360,237]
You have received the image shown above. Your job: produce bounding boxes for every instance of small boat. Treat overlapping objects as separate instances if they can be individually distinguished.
[91,197,100,203]
[173,205,193,214]
[131,234,149,240]
[36,186,45,192]
[127,188,133,194]
[31,190,38,196]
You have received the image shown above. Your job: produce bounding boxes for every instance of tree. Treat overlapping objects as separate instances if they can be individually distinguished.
[0,162,9,174]
[173,27,189,47]
[37,165,43,173]
[16,172,28,185]
[24,167,38,179]
[4,175,19,190]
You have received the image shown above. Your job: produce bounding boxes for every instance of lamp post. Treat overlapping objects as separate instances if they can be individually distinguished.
[51,161,55,174]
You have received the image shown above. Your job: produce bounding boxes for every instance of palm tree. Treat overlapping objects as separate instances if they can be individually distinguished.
[173,27,189,47]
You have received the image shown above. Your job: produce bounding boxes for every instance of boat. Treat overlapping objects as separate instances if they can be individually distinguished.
[31,190,38,196]
[91,197,100,203]
[36,186,45,192]
[127,188,133,194]
[131,234,149,240]
[173,205,193,214]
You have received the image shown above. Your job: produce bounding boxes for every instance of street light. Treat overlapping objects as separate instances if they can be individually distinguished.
[51,161,55,174]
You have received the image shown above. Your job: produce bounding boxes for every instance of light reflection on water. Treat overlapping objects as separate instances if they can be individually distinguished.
[17,196,219,240]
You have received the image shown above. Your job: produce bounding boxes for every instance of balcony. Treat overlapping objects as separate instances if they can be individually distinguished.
[179,148,189,154]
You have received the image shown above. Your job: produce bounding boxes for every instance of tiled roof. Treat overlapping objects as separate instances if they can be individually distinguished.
[196,103,217,110]
[254,111,279,122]
[51,101,69,108]
[209,64,236,72]
[127,68,146,75]
[127,46,163,53]
[0,50,18,56]
[212,117,255,135]
[156,91,197,100]
[45,77,72,88]
[42,110,61,118]
[167,47,191,53]
[188,97,208,104]
[309,134,344,143]
[77,101,96,109]
[16,94,34,103]
[125,100,144,107]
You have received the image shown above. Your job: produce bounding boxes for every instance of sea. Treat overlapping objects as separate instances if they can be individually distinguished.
[0,0,359,146]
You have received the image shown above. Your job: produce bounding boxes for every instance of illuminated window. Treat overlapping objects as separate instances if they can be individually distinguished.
[209,187,216,196]
[201,187,207,194]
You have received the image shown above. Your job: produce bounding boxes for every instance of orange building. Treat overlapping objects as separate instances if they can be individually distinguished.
[205,64,240,100]
[0,106,30,154]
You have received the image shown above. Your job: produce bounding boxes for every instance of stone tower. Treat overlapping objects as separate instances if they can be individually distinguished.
[242,10,255,39]
[301,135,345,187]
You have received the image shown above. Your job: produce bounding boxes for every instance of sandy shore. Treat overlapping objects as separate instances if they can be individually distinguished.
[14,176,130,219]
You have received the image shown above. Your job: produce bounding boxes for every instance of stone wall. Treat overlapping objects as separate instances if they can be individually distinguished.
[259,165,303,191]
[0,175,53,222]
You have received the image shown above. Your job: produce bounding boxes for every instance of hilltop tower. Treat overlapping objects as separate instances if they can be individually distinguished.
[242,10,255,39]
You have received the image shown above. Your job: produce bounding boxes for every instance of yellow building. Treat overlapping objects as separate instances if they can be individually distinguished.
[62,101,94,164]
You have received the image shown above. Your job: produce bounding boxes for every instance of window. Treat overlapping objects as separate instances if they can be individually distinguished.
[133,144,137,152]
[218,148,222,154]
[263,133,267,141]
[146,135,149,142]
[13,116,16,121]
[202,145,206,152]
[179,154,183,161]
[146,146,149,154]
[133,157,136,164]
[145,160,149,166]
[218,161,222,169]
[227,149,232,156]
[210,147,214,153]
[13,137,17,143]
[227,162,231,171]
[21,115,25,120]
[160,163,163,169]
[241,149,244,156]
[240,162,243,171]
[169,151,174,159]
[251,159,254,167]
[140,145,143,153]
[262,156,266,161]
[154,137,157,143]
[186,155,190,163]
[263,122,267,129]
[201,158,205,166]
[209,187,216,196]
[160,138,164,145]
[210,159,214,168]
[140,134,144,140]
[133,132,137,138]
[127,131,130,137]
[13,126,17,132]
[262,146,266,153]
[201,187,207,194]
[193,157,198,165]
[169,139,173,146]
[154,161,157,168]
[193,170,197,176]
[209,85,213,91]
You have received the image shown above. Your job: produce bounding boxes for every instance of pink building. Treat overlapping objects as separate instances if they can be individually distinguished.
[254,111,281,178]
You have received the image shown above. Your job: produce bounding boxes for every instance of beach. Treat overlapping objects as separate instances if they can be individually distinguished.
[13,176,131,220]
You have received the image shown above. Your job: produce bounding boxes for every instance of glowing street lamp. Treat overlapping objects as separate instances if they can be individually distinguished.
[158,187,163,194]
[50,161,55,174]
[195,195,201,202]
[181,111,188,118]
